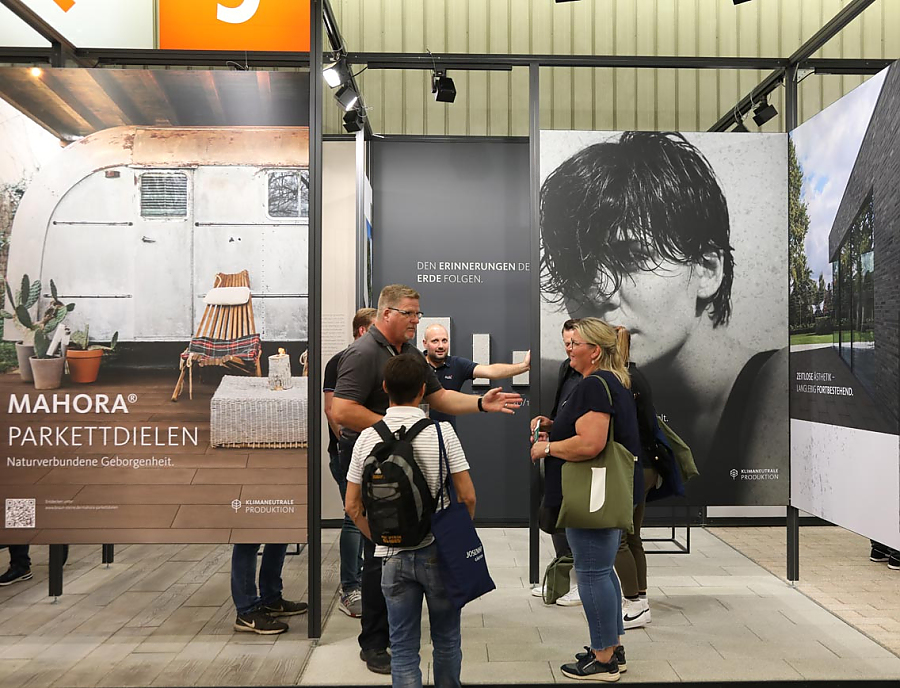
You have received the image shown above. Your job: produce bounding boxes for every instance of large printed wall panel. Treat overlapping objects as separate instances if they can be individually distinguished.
[790,62,900,550]
[0,68,311,544]
[326,0,900,136]
[371,140,531,521]
[540,130,789,506]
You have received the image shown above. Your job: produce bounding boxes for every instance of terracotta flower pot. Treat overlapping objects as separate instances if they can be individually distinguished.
[15,342,35,382]
[30,355,65,390]
[66,348,104,384]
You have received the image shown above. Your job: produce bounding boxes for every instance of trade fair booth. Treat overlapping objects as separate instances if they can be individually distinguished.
[0,0,898,685]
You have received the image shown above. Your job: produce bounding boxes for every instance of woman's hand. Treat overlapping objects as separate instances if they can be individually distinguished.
[530,438,550,462]
[530,415,552,434]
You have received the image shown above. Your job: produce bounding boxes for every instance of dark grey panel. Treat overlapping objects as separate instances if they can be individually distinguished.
[372,139,531,522]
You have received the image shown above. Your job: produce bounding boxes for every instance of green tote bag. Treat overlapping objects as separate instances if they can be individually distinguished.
[556,374,636,533]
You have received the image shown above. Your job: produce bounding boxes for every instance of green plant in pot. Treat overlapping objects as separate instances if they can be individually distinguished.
[66,324,118,384]
[22,280,75,390]
[1,274,42,381]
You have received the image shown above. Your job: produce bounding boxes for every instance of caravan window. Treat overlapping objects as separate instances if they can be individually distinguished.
[267,170,309,220]
[140,172,189,218]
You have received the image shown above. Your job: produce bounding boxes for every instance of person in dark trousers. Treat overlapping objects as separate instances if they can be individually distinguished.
[531,319,583,606]
[323,307,377,618]
[332,283,522,674]
[422,322,530,427]
[0,545,32,586]
[230,544,308,635]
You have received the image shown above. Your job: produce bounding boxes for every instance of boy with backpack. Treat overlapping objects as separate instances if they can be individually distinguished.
[345,353,475,688]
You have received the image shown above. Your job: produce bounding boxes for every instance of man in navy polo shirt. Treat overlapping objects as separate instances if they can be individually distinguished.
[423,323,530,426]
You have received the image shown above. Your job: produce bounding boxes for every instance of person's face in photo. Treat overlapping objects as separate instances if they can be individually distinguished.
[564,254,714,368]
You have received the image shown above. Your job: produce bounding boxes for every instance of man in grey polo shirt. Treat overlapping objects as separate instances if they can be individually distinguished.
[333,283,522,674]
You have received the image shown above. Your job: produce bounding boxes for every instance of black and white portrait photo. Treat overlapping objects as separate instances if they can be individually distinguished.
[539,130,788,506]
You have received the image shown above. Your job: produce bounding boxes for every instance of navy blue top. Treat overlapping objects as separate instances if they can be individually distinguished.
[544,370,643,509]
[323,348,345,455]
[427,354,478,426]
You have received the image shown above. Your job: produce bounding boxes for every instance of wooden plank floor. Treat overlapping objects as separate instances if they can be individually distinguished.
[0,369,307,544]
[0,532,340,688]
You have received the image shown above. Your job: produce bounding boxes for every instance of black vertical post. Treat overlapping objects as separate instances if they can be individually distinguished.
[48,544,64,598]
[784,63,801,585]
[102,544,114,565]
[528,62,541,585]
[308,0,324,638]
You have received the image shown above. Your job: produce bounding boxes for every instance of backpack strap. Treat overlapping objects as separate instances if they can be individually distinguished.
[401,417,433,442]
[373,420,393,443]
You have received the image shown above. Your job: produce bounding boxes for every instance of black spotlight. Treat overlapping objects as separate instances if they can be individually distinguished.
[334,84,359,112]
[343,109,365,133]
[733,0,754,4]
[323,56,351,88]
[432,71,457,103]
[733,119,749,133]
[752,97,778,127]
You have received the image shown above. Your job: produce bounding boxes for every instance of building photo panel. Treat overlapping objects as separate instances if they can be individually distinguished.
[789,62,900,548]
[0,68,311,544]
[540,130,789,507]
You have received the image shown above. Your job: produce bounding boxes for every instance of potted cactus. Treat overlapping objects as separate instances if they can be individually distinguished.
[1,274,42,381]
[24,280,75,390]
[66,324,118,384]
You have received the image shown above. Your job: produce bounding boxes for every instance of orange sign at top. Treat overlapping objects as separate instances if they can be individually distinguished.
[159,0,310,51]
[52,0,76,11]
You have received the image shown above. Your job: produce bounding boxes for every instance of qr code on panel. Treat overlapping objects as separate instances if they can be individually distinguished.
[5,499,36,529]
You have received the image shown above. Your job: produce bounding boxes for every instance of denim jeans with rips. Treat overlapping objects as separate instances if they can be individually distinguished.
[381,543,462,688]
[231,544,287,615]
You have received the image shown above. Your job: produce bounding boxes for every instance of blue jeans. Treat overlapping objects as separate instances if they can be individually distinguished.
[231,544,287,615]
[329,449,364,592]
[567,528,625,651]
[381,543,462,688]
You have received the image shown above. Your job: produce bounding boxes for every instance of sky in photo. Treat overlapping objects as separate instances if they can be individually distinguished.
[790,69,887,287]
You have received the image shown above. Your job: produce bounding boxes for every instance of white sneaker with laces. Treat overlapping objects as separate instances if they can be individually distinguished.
[530,583,546,598]
[556,585,582,607]
[622,597,651,629]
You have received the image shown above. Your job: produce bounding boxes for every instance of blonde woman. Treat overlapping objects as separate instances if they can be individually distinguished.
[530,317,642,682]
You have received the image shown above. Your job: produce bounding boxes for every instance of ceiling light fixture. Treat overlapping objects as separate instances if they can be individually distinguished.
[334,84,359,112]
[343,109,365,133]
[431,71,457,103]
[752,97,778,127]
[323,56,351,88]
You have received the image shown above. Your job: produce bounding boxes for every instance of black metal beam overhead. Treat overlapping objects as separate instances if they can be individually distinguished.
[0,0,91,67]
[709,0,879,131]
[806,58,893,75]
[78,48,311,68]
[348,53,786,71]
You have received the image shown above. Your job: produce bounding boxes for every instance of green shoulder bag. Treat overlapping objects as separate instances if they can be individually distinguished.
[657,416,699,481]
[541,554,574,605]
[556,374,636,533]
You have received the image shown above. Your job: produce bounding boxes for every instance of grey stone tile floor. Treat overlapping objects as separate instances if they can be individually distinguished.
[1,526,898,685]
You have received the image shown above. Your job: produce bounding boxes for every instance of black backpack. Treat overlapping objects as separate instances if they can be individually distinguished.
[361,418,435,547]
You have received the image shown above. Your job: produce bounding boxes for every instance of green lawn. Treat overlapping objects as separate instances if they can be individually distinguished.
[790,334,833,346]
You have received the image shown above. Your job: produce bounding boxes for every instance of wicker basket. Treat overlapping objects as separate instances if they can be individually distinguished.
[211,376,308,448]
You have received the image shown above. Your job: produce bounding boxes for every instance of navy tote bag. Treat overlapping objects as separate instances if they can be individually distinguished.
[430,423,495,609]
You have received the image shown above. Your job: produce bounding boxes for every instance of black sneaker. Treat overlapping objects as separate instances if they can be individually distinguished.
[359,648,391,675]
[889,553,900,571]
[0,568,32,586]
[575,646,627,673]
[233,610,288,635]
[561,653,620,682]
[261,598,308,617]
[870,546,890,563]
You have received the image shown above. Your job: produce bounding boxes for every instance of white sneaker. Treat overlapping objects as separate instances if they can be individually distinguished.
[622,597,650,629]
[556,585,582,607]
[530,583,546,598]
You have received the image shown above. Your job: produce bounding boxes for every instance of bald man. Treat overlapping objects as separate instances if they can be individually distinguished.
[422,323,530,426]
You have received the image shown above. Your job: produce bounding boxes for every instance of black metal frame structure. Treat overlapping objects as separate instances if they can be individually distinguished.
[0,0,890,628]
